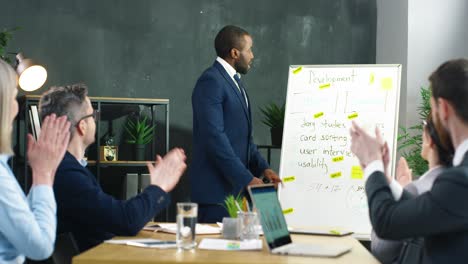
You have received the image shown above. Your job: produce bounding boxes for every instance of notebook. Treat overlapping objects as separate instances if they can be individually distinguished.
[248,184,352,257]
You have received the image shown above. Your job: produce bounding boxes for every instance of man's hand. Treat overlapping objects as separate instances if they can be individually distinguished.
[29,114,70,186]
[248,177,263,186]
[349,121,384,169]
[396,157,412,187]
[263,169,282,188]
[381,142,392,183]
[147,148,187,193]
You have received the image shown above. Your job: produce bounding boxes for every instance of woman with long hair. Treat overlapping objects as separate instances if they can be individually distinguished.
[0,59,70,263]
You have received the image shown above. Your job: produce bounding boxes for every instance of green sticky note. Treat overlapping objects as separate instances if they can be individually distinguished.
[332,156,344,162]
[348,112,358,119]
[293,66,302,74]
[330,172,342,178]
[283,176,296,183]
[314,112,324,119]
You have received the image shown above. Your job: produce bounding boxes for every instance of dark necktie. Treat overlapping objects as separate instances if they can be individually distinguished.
[233,73,249,108]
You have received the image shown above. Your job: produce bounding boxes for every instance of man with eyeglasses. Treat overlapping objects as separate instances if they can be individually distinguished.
[38,83,187,252]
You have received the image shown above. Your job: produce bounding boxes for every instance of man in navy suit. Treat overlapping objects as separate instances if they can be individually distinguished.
[350,59,468,262]
[191,25,281,223]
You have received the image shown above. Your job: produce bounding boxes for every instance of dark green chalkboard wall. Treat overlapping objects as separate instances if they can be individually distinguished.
[1,0,376,219]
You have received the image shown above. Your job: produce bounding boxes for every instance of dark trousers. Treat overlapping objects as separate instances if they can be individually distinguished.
[198,204,229,223]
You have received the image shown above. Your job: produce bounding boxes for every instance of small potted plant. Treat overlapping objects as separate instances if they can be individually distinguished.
[124,114,155,161]
[221,194,243,239]
[260,102,285,146]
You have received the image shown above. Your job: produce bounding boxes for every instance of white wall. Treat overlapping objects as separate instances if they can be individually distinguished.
[377,0,468,128]
[406,0,468,126]
[376,0,408,128]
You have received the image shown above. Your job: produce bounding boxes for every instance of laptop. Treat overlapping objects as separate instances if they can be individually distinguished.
[248,184,352,257]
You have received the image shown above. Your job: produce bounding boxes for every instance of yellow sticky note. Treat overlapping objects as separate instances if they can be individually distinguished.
[292,66,302,74]
[348,112,358,119]
[283,208,294,215]
[330,172,342,178]
[369,72,375,85]
[283,176,296,183]
[314,112,324,119]
[332,156,344,162]
[351,166,364,179]
[319,83,331,89]
[381,77,393,90]
[329,229,341,235]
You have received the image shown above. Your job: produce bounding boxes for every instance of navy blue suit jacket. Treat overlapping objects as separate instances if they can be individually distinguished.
[367,154,468,263]
[190,61,269,205]
[54,152,170,252]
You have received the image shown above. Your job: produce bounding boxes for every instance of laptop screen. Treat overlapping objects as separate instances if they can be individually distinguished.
[249,184,292,249]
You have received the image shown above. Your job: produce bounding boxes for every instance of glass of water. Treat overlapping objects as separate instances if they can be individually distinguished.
[176,203,198,250]
[238,211,259,241]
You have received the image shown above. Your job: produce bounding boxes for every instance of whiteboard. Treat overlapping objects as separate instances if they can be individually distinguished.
[279,65,401,234]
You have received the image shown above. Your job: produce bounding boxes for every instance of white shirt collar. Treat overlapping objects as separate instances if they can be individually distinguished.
[216,57,239,85]
[453,139,468,166]
[79,159,88,167]
[0,154,12,163]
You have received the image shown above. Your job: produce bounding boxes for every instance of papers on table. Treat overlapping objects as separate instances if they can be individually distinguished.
[143,223,221,235]
[105,238,176,249]
[198,238,262,251]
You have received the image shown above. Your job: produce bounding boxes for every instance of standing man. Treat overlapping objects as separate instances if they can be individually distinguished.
[191,25,281,223]
[350,59,468,262]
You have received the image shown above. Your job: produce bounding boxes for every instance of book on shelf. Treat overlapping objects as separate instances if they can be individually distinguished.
[29,105,41,140]
[28,109,37,140]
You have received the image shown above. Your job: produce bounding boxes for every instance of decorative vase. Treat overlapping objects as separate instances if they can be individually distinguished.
[270,126,283,146]
[222,217,240,239]
[134,144,146,161]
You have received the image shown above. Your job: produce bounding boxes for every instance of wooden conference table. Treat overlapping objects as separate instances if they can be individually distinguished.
[73,224,379,264]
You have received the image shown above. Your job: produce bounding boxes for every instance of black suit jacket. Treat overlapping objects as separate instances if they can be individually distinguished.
[54,152,170,251]
[366,154,468,263]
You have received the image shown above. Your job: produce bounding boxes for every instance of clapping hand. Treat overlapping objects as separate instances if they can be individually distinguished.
[396,157,413,187]
[28,114,71,186]
[349,121,384,169]
[147,148,187,192]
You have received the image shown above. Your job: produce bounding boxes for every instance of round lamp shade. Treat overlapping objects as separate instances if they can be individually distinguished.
[16,53,47,92]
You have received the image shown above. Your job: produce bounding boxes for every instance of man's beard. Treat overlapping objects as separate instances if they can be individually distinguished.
[433,111,451,140]
[234,60,249,74]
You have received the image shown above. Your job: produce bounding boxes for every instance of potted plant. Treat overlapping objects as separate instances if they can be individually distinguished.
[260,102,285,146]
[124,115,155,161]
[398,86,431,177]
[0,27,19,63]
[221,194,243,239]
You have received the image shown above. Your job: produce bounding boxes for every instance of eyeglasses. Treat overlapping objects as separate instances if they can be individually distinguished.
[76,109,99,125]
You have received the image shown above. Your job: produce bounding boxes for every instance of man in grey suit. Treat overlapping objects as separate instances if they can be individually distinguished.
[350,58,468,263]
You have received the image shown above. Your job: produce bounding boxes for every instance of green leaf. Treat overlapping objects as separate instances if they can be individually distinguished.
[397,86,431,177]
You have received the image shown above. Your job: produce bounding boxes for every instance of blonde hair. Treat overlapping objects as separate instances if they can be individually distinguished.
[0,59,17,155]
